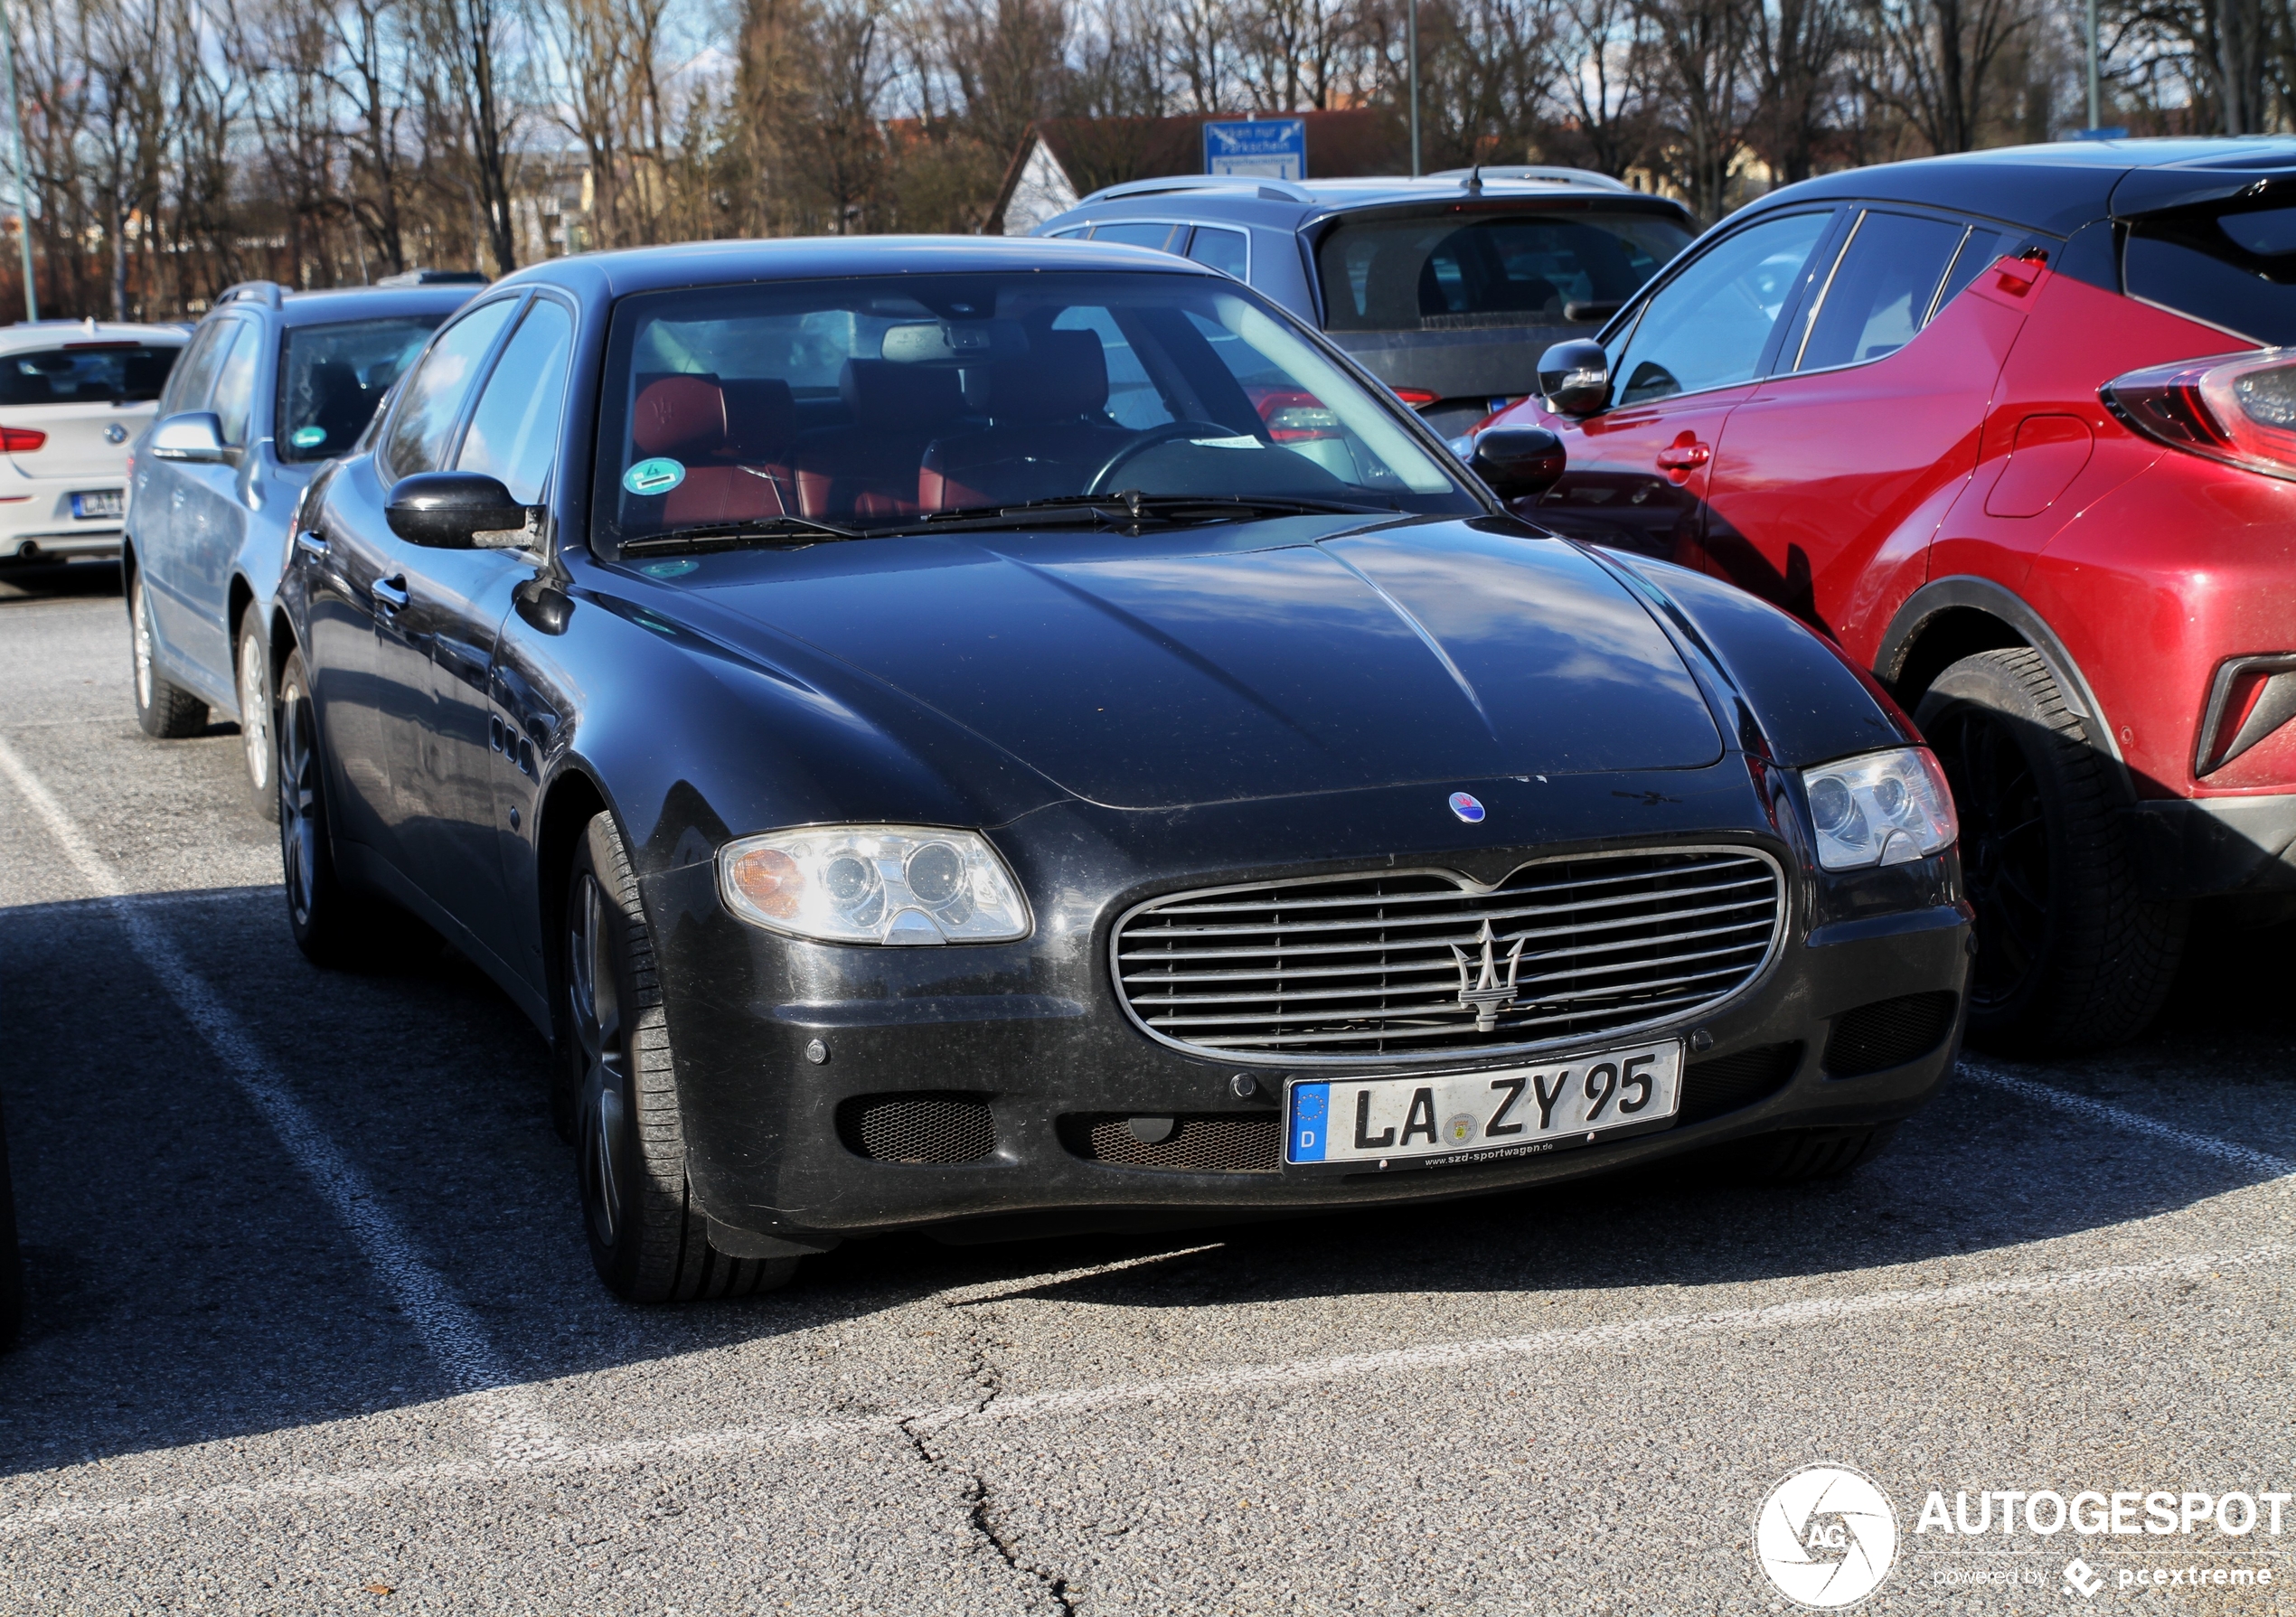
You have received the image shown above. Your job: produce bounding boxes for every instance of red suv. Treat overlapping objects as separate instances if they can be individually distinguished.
[1482,138,2296,1050]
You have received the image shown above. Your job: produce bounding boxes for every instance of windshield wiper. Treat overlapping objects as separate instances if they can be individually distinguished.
[619,514,861,554]
[905,491,1386,531]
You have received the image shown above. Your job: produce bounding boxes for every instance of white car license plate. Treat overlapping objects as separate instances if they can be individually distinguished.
[1285,1039,1684,1170]
[71,490,123,521]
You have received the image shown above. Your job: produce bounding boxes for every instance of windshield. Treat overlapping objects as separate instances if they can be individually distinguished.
[594,270,1475,550]
[278,315,446,463]
[2126,200,2296,345]
[0,343,180,407]
[1317,211,1690,333]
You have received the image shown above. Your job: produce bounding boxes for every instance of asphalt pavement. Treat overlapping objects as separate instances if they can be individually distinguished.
[0,559,2290,1615]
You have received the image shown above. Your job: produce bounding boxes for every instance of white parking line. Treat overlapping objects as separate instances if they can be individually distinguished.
[3,1236,2283,1537]
[0,737,561,1464]
[1960,1059,2295,1180]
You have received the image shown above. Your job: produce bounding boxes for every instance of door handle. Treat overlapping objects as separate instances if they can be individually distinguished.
[1654,440,1711,471]
[373,575,410,613]
[294,529,328,559]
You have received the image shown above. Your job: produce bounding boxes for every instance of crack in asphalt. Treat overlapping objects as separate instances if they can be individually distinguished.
[897,1300,1077,1616]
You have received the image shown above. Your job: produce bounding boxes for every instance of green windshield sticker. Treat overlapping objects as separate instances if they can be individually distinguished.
[289,425,327,449]
[624,456,685,496]
[640,559,699,578]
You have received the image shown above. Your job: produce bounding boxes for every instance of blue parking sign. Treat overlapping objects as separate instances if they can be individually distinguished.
[1203,118,1307,182]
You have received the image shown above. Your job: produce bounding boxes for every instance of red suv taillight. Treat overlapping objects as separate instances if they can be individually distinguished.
[2103,350,2296,479]
[0,427,45,452]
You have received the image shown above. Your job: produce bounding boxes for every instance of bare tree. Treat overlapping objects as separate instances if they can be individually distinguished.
[1640,0,1754,219]
[1855,0,2028,152]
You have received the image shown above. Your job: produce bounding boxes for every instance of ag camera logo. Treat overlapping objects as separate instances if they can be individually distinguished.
[1755,1464,1899,1607]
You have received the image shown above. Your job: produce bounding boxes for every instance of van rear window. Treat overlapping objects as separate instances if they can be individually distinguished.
[2125,202,2296,344]
[1316,211,1689,333]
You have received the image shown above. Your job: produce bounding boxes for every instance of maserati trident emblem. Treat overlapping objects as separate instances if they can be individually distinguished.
[1450,919,1528,1031]
[1448,791,1485,823]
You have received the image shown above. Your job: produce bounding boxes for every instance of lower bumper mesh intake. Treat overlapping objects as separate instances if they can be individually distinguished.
[1824,992,1958,1077]
[1678,1043,1802,1123]
[837,1093,996,1164]
[1061,1113,1282,1172]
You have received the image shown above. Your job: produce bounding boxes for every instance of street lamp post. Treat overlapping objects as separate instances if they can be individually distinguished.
[1,3,34,323]
[2085,0,2102,132]
[1407,0,1420,177]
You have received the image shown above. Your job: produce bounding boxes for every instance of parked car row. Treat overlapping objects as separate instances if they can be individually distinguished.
[99,137,2294,1302]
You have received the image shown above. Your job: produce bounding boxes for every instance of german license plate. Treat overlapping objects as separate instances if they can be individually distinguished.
[1285,1039,1683,1170]
[71,490,123,520]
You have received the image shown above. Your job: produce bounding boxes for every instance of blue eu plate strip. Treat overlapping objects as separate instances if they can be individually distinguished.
[1289,1082,1329,1163]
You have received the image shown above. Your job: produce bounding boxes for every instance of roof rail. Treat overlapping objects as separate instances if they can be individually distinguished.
[1080,174,1315,206]
[216,280,285,308]
[375,268,489,287]
[1426,165,1633,193]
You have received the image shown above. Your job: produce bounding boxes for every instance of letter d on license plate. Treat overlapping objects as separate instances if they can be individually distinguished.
[1284,1039,1682,1169]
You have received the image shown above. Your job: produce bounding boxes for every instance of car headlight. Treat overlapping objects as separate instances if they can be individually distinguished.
[1800,747,1957,870]
[718,826,1030,945]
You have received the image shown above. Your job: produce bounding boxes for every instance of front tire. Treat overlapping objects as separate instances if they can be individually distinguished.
[128,570,207,738]
[236,616,278,823]
[1915,647,2187,1051]
[277,647,392,965]
[563,811,795,1302]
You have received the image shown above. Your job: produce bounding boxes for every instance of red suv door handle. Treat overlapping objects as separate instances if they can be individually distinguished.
[1655,440,1711,471]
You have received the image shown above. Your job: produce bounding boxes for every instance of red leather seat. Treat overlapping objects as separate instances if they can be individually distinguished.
[629,373,796,525]
[919,331,1132,511]
[791,361,966,520]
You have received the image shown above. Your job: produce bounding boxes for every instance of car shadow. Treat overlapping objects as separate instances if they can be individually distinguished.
[0,558,123,605]
[0,882,2286,1480]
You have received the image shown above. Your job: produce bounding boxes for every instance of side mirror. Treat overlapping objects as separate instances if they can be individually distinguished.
[386,472,532,550]
[1537,340,1611,418]
[1471,428,1567,502]
[149,412,231,464]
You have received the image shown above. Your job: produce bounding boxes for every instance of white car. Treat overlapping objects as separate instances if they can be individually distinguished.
[0,320,188,560]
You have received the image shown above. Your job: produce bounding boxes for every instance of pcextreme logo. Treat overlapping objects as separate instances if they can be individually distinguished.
[1754,1464,1900,1608]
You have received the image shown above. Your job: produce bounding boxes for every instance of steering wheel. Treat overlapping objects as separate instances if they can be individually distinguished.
[1084,420,1243,496]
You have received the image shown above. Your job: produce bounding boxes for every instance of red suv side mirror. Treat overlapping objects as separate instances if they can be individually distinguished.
[1537,340,1610,418]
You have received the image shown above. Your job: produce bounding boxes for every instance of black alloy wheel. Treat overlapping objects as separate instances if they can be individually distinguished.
[562,811,794,1303]
[277,647,390,965]
[1915,648,2186,1051]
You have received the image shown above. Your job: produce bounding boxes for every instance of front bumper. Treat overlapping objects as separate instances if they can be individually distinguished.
[645,770,1972,1250]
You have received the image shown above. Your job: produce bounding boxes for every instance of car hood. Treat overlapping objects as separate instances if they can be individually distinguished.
[687,516,1723,811]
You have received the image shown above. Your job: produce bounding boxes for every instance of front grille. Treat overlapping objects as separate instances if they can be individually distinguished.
[836,1093,996,1164]
[1679,1042,1802,1122]
[1112,846,1784,1065]
[1060,1113,1282,1172]
[1824,992,1958,1077]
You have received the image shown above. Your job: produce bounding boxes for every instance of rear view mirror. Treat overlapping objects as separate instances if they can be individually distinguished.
[1537,341,1610,418]
[149,412,231,465]
[386,472,532,550]
[1471,428,1567,502]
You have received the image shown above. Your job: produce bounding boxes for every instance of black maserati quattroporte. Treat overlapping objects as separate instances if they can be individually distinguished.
[269,237,1971,1300]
